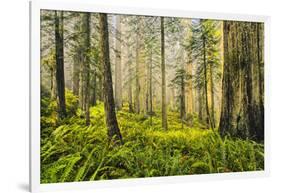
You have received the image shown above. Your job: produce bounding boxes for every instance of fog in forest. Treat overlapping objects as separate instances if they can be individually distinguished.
[40,10,264,183]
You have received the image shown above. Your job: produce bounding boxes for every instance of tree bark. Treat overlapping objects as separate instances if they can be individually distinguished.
[202,36,213,130]
[54,11,66,119]
[114,15,122,110]
[127,43,133,113]
[197,87,203,121]
[185,24,193,118]
[82,13,91,126]
[99,13,123,143]
[257,23,264,140]
[180,74,186,120]
[219,21,264,141]
[145,55,149,114]
[161,17,168,130]
[72,49,81,96]
[135,23,140,114]
[210,64,216,128]
[149,48,153,115]
[91,71,97,106]
[79,58,84,109]
[50,66,57,99]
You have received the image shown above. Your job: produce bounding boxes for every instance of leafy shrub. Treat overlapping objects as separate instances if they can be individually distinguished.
[65,90,79,116]
[41,89,79,129]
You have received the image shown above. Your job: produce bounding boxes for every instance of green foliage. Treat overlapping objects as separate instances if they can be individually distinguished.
[40,90,80,143]
[65,90,79,115]
[41,103,264,183]
[41,89,79,128]
[189,19,221,89]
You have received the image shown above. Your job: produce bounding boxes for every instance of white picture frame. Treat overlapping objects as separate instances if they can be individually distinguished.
[30,0,271,192]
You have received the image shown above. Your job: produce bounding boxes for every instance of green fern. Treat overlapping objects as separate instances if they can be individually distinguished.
[40,99,264,183]
[60,154,81,182]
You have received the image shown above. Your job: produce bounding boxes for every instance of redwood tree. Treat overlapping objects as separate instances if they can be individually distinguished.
[219,21,264,141]
[99,13,123,143]
[54,10,66,119]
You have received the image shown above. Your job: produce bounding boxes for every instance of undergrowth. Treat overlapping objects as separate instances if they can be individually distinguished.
[40,93,264,183]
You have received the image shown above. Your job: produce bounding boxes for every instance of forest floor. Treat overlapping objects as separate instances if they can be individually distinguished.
[40,91,264,183]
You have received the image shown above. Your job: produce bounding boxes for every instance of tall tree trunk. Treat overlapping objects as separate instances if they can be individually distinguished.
[210,65,216,128]
[54,11,66,119]
[145,56,149,114]
[114,15,122,110]
[72,49,81,96]
[99,13,123,143]
[219,21,233,137]
[127,44,133,113]
[180,74,186,120]
[185,22,193,119]
[219,21,264,141]
[82,13,91,126]
[171,87,176,111]
[160,17,168,130]
[135,23,140,114]
[257,23,264,140]
[91,71,97,106]
[202,36,213,130]
[97,70,104,102]
[185,53,193,125]
[198,87,203,121]
[149,48,153,114]
[50,66,57,99]
[149,49,154,126]
[79,49,85,110]
[243,27,254,137]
